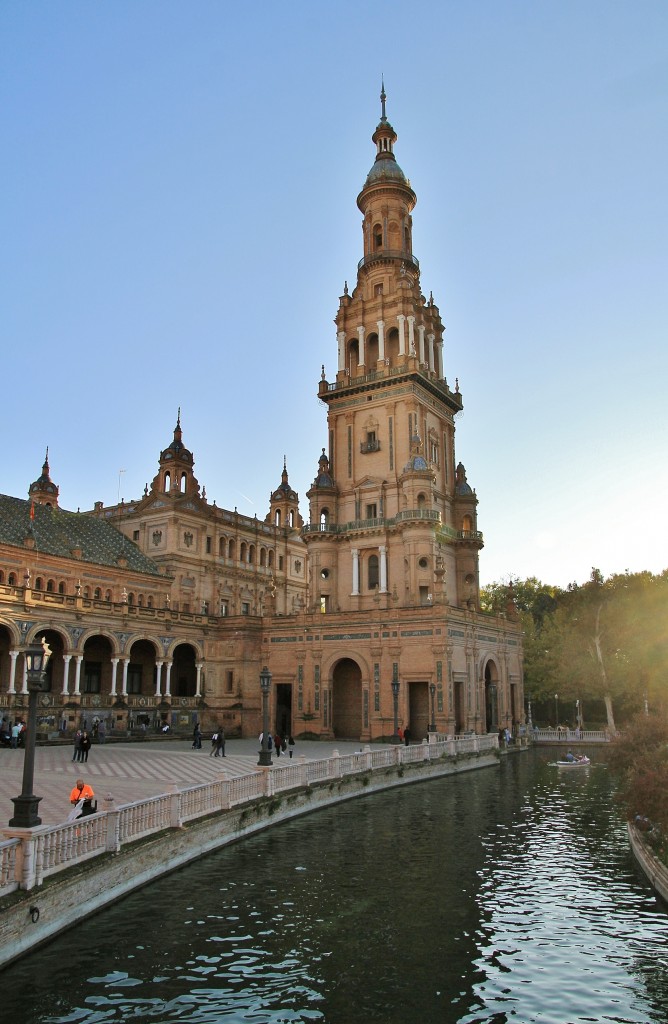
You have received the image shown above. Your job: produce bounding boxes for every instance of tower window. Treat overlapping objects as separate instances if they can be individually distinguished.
[374,284,383,296]
[373,224,383,249]
[368,554,379,590]
[366,503,377,520]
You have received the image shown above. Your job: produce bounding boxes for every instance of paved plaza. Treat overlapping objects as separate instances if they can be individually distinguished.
[0,736,368,827]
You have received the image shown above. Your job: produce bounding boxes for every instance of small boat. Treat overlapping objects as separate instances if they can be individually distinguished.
[555,756,591,768]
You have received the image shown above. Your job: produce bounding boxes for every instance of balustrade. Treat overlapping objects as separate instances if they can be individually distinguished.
[0,735,499,895]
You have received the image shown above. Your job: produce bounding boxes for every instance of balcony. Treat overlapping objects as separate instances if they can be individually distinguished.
[357,250,420,272]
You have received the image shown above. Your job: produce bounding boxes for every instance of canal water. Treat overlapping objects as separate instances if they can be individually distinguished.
[3,750,668,1023]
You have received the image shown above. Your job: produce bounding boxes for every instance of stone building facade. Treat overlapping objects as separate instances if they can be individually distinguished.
[0,93,523,742]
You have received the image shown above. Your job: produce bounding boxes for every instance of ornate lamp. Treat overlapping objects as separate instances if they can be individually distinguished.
[9,638,51,828]
[391,677,400,743]
[258,666,273,767]
[429,683,436,732]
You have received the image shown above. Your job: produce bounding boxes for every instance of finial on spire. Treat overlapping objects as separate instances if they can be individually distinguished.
[176,407,181,428]
[380,77,387,122]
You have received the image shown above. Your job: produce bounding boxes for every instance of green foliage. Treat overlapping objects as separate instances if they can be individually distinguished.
[608,713,668,829]
[485,569,668,730]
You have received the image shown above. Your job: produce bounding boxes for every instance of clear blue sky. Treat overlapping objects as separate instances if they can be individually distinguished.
[3,1,667,588]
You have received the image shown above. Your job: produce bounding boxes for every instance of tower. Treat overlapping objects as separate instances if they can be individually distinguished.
[308,86,483,615]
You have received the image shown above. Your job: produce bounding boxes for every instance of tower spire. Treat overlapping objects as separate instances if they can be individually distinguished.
[380,77,387,122]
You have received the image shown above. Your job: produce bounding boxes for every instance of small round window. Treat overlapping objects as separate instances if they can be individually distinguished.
[418,557,428,569]
[321,568,330,579]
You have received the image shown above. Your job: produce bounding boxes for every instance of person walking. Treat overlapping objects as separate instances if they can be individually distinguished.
[72,729,83,761]
[274,732,282,757]
[288,735,295,758]
[192,723,202,750]
[215,728,226,757]
[80,730,92,763]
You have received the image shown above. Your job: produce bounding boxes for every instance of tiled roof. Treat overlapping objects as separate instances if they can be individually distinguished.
[0,495,162,576]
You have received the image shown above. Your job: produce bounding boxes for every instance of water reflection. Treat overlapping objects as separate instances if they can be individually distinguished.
[3,751,668,1024]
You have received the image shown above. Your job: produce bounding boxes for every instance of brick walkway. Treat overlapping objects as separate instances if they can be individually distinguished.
[0,737,367,827]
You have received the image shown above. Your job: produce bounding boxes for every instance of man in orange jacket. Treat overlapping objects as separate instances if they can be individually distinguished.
[69,778,95,814]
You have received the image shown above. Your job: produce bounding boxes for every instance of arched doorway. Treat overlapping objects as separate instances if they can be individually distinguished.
[173,644,197,697]
[332,658,363,739]
[484,660,500,733]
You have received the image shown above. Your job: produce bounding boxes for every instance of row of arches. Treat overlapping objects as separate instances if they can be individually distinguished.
[219,538,276,568]
[0,623,203,700]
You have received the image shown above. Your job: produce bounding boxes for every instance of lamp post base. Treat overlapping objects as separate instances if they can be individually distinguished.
[257,750,273,767]
[9,794,42,829]
[390,735,401,744]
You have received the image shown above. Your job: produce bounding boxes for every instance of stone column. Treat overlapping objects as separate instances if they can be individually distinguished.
[397,314,406,356]
[407,315,416,355]
[337,330,345,372]
[379,545,388,593]
[155,661,163,698]
[165,661,173,698]
[61,654,72,696]
[427,333,435,372]
[436,338,444,378]
[351,549,360,596]
[120,658,129,697]
[7,650,18,694]
[110,658,119,697]
[377,320,385,362]
[195,663,203,698]
[418,324,426,365]
[73,655,83,696]
[19,659,28,695]
[357,325,365,369]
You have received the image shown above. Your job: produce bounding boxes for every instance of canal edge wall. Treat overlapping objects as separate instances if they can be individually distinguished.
[627,823,668,905]
[0,750,498,971]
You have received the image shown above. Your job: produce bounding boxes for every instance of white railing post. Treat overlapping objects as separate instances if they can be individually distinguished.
[103,795,121,853]
[169,783,182,828]
[363,745,372,771]
[299,754,309,787]
[331,749,342,779]
[422,738,430,760]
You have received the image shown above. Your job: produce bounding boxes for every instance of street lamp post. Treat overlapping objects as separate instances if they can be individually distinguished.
[258,666,272,767]
[554,693,559,729]
[391,678,400,743]
[9,639,51,828]
[429,683,436,733]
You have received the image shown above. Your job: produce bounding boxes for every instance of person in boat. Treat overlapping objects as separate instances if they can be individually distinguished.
[565,750,576,762]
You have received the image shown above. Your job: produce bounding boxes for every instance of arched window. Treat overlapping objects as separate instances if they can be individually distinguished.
[35,577,43,590]
[8,572,16,586]
[164,471,171,491]
[138,594,144,607]
[268,550,275,568]
[180,472,187,493]
[373,223,383,249]
[94,588,101,600]
[219,537,226,556]
[228,539,236,560]
[248,544,255,564]
[58,581,65,594]
[46,579,55,593]
[368,554,379,590]
[260,547,267,567]
[240,542,247,563]
[462,514,473,534]
[83,587,90,598]
[0,570,4,583]
[320,508,329,527]
[275,510,281,527]
[105,590,112,601]
[128,592,135,605]
[289,510,295,528]
[417,492,426,509]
